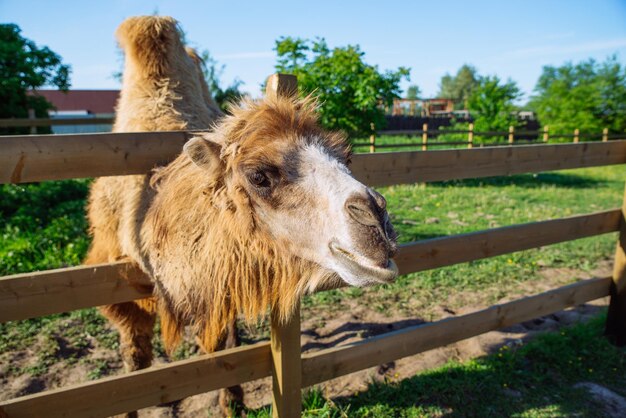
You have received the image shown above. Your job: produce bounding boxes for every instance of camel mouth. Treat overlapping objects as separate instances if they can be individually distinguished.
[329,241,399,285]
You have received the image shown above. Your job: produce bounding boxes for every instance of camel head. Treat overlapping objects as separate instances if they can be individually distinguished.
[183,96,398,289]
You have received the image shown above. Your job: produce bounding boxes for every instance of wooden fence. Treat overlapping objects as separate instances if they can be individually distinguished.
[0,74,625,417]
[359,124,621,152]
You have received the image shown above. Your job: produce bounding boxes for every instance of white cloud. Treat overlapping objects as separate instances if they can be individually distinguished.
[215,51,274,60]
[506,38,626,59]
[540,31,576,42]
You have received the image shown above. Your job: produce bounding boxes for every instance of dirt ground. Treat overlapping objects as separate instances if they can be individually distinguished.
[0,262,614,417]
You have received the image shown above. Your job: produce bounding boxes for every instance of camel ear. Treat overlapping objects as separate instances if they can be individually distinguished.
[183,136,222,171]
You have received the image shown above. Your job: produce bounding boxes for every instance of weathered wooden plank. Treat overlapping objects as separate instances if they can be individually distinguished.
[350,140,626,187]
[1,210,618,322]
[0,262,152,323]
[271,304,302,418]
[0,342,271,418]
[395,209,621,275]
[301,277,612,387]
[605,185,626,345]
[1,135,623,185]
[0,131,188,183]
[266,72,303,418]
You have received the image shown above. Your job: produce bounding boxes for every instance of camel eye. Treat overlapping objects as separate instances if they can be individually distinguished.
[248,171,271,188]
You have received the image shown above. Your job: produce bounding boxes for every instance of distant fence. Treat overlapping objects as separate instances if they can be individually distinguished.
[383,114,541,133]
[356,124,621,152]
[1,75,625,418]
[0,117,115,128]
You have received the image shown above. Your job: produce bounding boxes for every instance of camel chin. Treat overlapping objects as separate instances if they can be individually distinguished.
[328,240,399,287]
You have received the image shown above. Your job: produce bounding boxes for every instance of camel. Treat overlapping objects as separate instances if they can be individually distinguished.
[85,16,398,416]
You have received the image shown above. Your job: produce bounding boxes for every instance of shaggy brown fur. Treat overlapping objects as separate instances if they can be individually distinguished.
[143,95,349,352]
[87,16,395,417]
[113,16,221,132]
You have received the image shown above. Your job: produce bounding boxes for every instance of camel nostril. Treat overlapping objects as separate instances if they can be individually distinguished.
[345,197,379,227]
[347,203,367,216]
[369,189,387,211]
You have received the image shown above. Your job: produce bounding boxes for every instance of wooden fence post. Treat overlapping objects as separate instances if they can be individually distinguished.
[28,109,36,135]
[271,303,302,418]
[574,128,580,143]
[508,126,514,145]
[266,73,302,418]
[422,123,428,151]
[606,184,626,346]
[468,123,474,149]
[543,125,549,143]
[603,128,609,142]
[370,123,376,153]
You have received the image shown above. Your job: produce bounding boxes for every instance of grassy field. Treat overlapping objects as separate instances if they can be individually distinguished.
[351,134,598,153]
[249,314,626,417]
[303,164,622,321]
[0,159,624,416]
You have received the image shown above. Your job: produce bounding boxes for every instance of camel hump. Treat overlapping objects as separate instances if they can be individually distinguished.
[115,16,182,76]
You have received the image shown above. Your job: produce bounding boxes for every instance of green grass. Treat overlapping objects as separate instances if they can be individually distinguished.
[0,162,623,415]
[247,314,626,417]
[0,180,91,275]
[303,165,622,319]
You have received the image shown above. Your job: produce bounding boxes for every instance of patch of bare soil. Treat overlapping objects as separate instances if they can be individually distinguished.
[0,262,613,417]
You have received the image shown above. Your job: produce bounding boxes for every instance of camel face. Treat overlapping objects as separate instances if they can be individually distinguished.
[185,97,398,288]
[251,142,399,287]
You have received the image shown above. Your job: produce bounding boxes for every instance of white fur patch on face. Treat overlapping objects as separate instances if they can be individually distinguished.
[255,142,396,289]
[297,143,367,248]
[299,144,397,287]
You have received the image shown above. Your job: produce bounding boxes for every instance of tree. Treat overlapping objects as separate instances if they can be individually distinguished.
[0,24,71,134]
[199,51,245,113]
[438,64,478,109]
[467,75,522,133]
[274,37,409,138]
[406,85,421,100]
[529,56,626,134]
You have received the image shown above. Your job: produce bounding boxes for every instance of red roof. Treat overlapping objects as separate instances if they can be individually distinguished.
[33,90,120,114]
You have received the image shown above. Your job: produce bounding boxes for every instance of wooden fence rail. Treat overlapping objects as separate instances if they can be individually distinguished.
[301,276,612,386]
[1,74,625,418]
[0,262,151,322]
[1,209,620,323]
[1,134,625,185]
[0,342,272,418]
[1,276,611,418]
[350,141,626,187]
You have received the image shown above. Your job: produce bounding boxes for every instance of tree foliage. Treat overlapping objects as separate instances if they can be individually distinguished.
[438,64,478,109]
[199,51,245,113]
[467,75,522,133]
[0,24,71,134]
[274,37,409,138]
[406,85,421,100]
[529,56,626,134]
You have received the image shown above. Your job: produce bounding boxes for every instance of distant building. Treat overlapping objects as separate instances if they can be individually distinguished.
[516,110,536,120]
[390,98,456,116]
[33,90,120,133]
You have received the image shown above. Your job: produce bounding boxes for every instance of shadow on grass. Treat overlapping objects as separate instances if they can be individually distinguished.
[327,314,626,417]
[431,172,603,190]
[301,318,426,352]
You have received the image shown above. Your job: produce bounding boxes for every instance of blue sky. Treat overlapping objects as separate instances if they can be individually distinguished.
[3,0,626,102]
